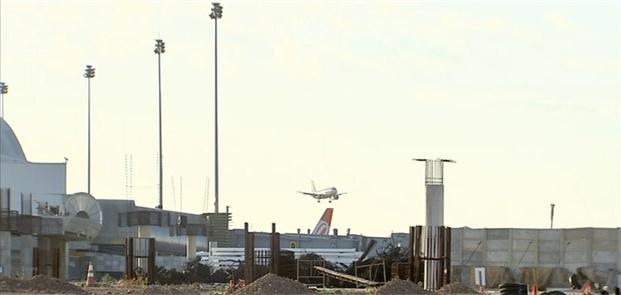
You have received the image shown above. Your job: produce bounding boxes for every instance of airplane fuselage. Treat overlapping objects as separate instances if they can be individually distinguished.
[297,182,346,202]
[315,187,338,198]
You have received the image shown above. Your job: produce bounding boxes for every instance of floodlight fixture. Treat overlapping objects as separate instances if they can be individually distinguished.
[83,65,96,79]
[0,82,7,94]
[154,39,166,54]
[210,2,223,19]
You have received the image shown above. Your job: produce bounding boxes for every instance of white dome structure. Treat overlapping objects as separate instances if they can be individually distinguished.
[1,118,27,163]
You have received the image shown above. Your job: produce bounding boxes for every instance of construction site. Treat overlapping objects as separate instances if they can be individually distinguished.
[0,1,620,295]
[0,114,619,294]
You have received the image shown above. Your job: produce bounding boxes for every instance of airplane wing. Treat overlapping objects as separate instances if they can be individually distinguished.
[297,191,320,197]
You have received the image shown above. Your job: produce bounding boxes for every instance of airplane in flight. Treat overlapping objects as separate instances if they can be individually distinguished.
[311,208,334,235]
[297,181,346,203]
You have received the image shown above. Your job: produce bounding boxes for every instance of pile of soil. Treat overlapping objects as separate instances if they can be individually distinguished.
[138,284,200,295]
[232,273,315,295]
[375,278,429,295]
[0,275,87,294]
[438,282,478,294]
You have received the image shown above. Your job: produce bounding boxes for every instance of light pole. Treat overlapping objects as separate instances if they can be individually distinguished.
[154,39,165,210]
[210,2,223,213]
[83,66,95,194]
[0,81,8,118]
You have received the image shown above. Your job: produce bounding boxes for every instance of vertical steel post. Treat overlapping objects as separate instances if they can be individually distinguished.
[408,226,415,281]
[438,226,445,287]
[445,227,452,285]
[414,225,423,284]
[148,238,156,284]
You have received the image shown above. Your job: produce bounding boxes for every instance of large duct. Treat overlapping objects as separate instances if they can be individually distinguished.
[63,192,102,240]
[414,158,454,291]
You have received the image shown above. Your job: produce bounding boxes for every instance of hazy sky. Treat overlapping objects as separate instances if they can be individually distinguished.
[1,0,619,235]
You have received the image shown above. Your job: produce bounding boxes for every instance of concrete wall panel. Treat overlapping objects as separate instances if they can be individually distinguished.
[464,229,485,240]
[593,239,617,251]
[487,251,508,263]
[513,240,535,251]
[512,252,537,265]
[539,229,561,240]
[487,229,509,240]
[450,227,619,273]
[464,240,484,251]
[513,230,538,240]
[565,239,588,250]
[565,229,590,240]
[539,253,560,265]
[539,240,560,252]
[593,229,616,241]
[488,240,509,251]
[593,251,617,264]
[562,251,587,263]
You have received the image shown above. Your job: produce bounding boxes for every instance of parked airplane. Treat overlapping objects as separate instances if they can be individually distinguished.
[297,181,346,203]
[311,208,334,235]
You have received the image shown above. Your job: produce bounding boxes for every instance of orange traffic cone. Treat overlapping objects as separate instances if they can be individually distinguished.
[531,285,538,295]
[85,261,95,287]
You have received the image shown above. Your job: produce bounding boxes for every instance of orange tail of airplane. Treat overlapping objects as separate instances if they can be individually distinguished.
[311,208,333,235]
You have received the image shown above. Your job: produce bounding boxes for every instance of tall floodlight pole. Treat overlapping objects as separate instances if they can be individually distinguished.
[210,2,223,213]
[154,39,165,210]
[83,66,95,194]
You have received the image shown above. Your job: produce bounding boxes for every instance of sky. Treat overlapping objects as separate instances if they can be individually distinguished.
[0,0,619,236]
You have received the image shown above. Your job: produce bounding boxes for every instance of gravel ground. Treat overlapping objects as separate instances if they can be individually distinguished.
[438,283,478,294]
[0,275,87,294]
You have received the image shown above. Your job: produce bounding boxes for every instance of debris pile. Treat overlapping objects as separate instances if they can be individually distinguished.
[0,275,87,294]
[185,257,214,283]
[231,273,315,295]
[351,243,407,281]
[156,267,187,285]
[153,257,233,285]
[438,282,478,294]
[374,278,429,295]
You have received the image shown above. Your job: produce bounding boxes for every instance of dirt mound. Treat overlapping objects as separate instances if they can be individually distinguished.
[0,275,87,294]
[138,284,200,295]
[438,282,478,294]
[232,273,315,295]
[375,278,429,295]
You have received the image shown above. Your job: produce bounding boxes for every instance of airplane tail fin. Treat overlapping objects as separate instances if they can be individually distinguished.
[311,208,333,235]
[311,180,317,194]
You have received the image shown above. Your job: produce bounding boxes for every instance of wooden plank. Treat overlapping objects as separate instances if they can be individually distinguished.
[313,266,383,286]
